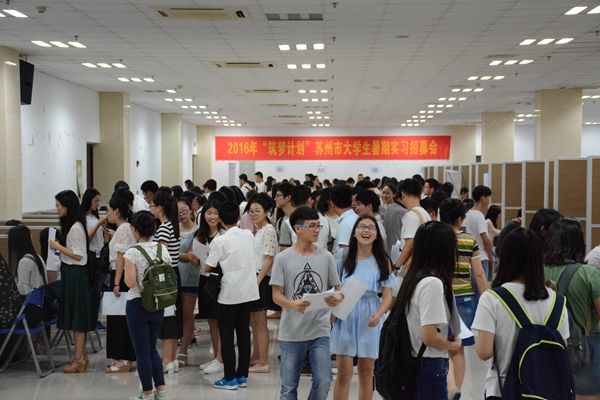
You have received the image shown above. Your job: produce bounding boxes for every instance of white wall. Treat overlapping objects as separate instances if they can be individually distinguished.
[514,125,535,161]
[582,126,600,157]
[129,104,161,193]
[210,127,454,186]
[21,71,99,212]
[181,121,195,185]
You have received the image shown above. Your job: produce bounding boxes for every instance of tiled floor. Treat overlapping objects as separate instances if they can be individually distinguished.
[0,320,489,399]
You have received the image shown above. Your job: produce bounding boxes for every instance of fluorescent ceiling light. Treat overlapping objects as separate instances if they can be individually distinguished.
[206,116,212,119]
[279,44,290,51]
[316,116,322,120]
[287,64,297,69]
[301,64,312,69]
[221,116,227,119]
[175,98,183,102]
[519,39,536,46]
[435,110,442,114]
[98,63,112,68]
[518,113,525,117]
[414,124,420,127]
[412,115,419,118]
[449,97,457,101]
[582,95,591,99]
[556,38,574,44]
[296,44,307,50]
[588,5,600,14]
[519,59,534,64]
[320,89,328,93]
[0,12,4,17]
[438,97,447,101]
[428,104,435,108]
[427,115,433,118]
[592,95,600,99]
[458,97,467,101]
[190,106,197,109]
[5,61,16,66]
[419,110,426,113]
[210,111,218,114]
[50,41,69,48]
[224,124,229,126]
[462,88,473,92]
[130,77,142,82]
[489,60,503,66]
[436,104,444,108]
[316,64,326,69]
[309,89,317,93]
[311,98,319,102]
[474,88,484,92]
[537,38,555,45]
[184,98,193,102]
[215,120,221,123]
[451,88,461,92]
[401,124,407,127]
[480,76,492,80]
[112,63,126,68]
[165,98,173,102]
[526,114,533,118]
[325,124,330,127]
[181,106,189,109]
[302,98,309,102]
[407,124,413,127]
[309,116,315,120]
[321,98,328,102]
[82,62,97,68]
[307,111,313,114]
[313,43,325,50]
[323,116,330,119]
[118,77,130,82]
[565,6,587,15]
[467,76,478,80]
[493,75,505,80]
[166,89,176,94]
[504,60,518,65]
[298,90,306,93]
[2,9,27,17]
[203,111,209,114]
[68,41,87,48]
[143,77,155,82]
[194,111,202,114]
[32,40,51,47]
[236,124,242,127]
[314,111,321,114]
[427,110,434,114]
[199,105,207,109]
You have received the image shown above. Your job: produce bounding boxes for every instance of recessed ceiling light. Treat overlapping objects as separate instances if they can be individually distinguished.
[287,64,297,69]
[215,120,221,123]
[320,89,328,93]
[130,77,142,82]
[166,89,176,94]
[556,38,574,44]
[311,98,319,102]
[493,75,504,80]
[309,116,315,120]
[467,76,478,80]
[194,111,202,114]
[313,43,325,50]
[401,123,407,127]
[3,9,28,17]
[279,44,290,51]
[190,106,197,109]
[315,111,321,114]
[203,111,210,115]
[143,77,155,82]
[206,116,212,119]
[438,97,447,101]
[458,97,467,101]
[525,114,533,118]
[165,98,173,102]
[221,116,228,119]
[112,63,126,68]
[68,41,87,48]
[236,124,242,127]
[82,62,97,68]
[296,44,308,50]
[321,98,328,102]
[462,88,473,92]
[537,38,555,45]
[229,120,235,123]
[565,6,587,15]
[118,77,130,82]
[4,61,16,66]
[309,89,317,93]
[302,64,312,69]
[181,105,189,109]
[316,64,326,69]
[436,104,444,108]
[448,97,457,101]
[312,124,318,127]
[519,39,537,46]
[588,5,600,14]
[199,105,207,109]
[324,116,330,119]
[325,124,330,127]
[175,98,183,102]
[407,123,413,127]
[302,98,309,102]
[480,76,492,80]
[428,104,435,108]
[298,89,306,93]
[451,88,461,92]
[412,115,419,118]
[414,124,420,127]
[518,113,525,117]
[49,41,69,48]
[307,111,313,114]
[427,110,434,114]
[489,60,503,66]
[316,116,322,120]
[519,59,534,64]
[318,124,324,127]
[504,60,518,65]
[210,111,218,114]
[224,124,229,126]
[435,110,442,114]
[184,98,193,102]
[474,88,484,92]
[32,40,51,47]
[419,110,426,114]
[427,115,433,118]
[98,63,112,68]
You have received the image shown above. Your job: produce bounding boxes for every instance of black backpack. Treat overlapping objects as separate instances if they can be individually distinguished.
[375,306,426,400]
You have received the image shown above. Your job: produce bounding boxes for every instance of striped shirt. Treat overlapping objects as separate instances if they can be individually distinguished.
[153,221,180,267]
[452,230,481,296]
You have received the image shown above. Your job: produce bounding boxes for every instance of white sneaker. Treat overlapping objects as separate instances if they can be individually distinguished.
[203,360,224,374]
[199,359,216,370]
[163,361,179,374]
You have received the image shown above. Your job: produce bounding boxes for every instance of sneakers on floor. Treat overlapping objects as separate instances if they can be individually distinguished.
[213,378,238,390]
[162,361,178,374]
[236,376,248,388]
[154,390,167,400]
[203,359,224,374]
[130,392,154,400]
[199,359,216,370]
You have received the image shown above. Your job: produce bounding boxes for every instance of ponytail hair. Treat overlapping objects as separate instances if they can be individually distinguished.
[109,195,132,222]
[153,190,180,238]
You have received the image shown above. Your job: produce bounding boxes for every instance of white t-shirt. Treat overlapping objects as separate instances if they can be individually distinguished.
[255,181,265,193]
[399,207,431,250]
[206,227,260,305]
[86,214,104,255]
[254,224,277,273]
[471,282,570,398]
[333,209,359,257]
[60,222,87,266]
[124,242,172,300]
[406,276,451,358]
[463,209,489,261]
[585,245,600,271]
[133,194,150,213]
[316,213,332,250]
[241,183,252,197]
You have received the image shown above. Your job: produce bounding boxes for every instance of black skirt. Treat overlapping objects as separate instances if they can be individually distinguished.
[159,267,183,339]
[196,275,219,320]
[57,263,94,332]
[105,271,135,361]
[251,275,280,312]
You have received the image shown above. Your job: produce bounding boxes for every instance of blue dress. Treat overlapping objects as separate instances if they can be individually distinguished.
[330,256,399,359]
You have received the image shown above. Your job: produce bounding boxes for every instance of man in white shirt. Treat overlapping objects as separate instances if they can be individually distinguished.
[254,171,266,193]
[330,184,359,257]
[462,185,493,280]
[239,174,253,197]
[395,178,431,270]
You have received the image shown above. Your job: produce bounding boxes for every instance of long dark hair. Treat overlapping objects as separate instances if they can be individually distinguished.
[485,205,501,228]
[109,195,132,223]
[81,188,100,218]
[55,190,88,248]
[529,208,562,240]
[8,225,45,282]
[392,221,456,316]
[153,190,180,238]
[342,216,390,282]
[494,228,549,301]
[196,199,223,244]
[543,218,586,265]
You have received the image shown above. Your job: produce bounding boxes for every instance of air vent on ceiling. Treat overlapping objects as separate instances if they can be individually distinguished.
[486,54,518,59]
[154,7,249,20]
[284,122,306,125]
[261,104,297,107]
[276,115,303,118]
[294,79,328,83]
[144,90,169,93]
[266,13,323,21]
[214,62,274,69]
[243,89,289,94]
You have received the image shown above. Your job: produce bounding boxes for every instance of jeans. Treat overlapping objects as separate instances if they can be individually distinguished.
[279,337,331,400]
[455,295,477,328]
[126,298,164,392]
[217,301,252,381]
[481,259,491,281]
[416,357,449,400]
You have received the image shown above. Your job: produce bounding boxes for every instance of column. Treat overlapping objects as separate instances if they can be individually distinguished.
[534,88,582,159]
[449,125,477,164]
[482,111,515,163]
[161,113,182,186]
[194,126,213,185]
[93,92,130,198]
[0,47,22,219]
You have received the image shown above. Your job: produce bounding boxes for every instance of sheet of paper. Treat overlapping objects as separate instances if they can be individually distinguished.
[302,287,337,313]
[192,240,210,277]
[390,240,401,266]
[332,276,368,320]
[46,227,61,272]
[458,317,473,341]
[101,292,127,316]
[164,305,176,317]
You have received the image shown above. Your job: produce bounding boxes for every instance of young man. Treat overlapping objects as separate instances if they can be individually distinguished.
[354,189,387,244]
[394,178,431,270]
[422,178,439,198]
[463,185,494,280]
[383,182,408,255]
[239,174,253,197]
[459,187,469,201]
[271,207,343,400]
[276,182,296,251]
[279,185,312,249]
[254,171,265,193]
[202,179,217,194]
[140,180,158,208]
[330,184,359,257]
[205,201,260,390]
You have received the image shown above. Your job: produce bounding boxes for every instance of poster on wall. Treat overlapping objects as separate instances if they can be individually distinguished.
[215,135,451,161]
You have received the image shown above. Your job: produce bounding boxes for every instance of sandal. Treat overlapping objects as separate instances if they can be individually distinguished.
[106,360,132,373]
[176,353,187,367]
[64,359,88,373]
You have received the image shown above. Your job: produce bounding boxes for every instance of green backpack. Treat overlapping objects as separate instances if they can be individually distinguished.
[135,245,178,312]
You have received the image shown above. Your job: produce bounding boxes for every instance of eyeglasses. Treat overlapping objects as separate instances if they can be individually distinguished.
[295,224,322,231]
[178,209,190,215]
[248,209,264,215]
[356,224,377,232]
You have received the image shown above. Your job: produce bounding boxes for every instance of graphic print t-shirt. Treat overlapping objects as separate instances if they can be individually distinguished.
[270,246,340,342]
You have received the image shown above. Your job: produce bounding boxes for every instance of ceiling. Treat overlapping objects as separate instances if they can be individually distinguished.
[2,0,600,127]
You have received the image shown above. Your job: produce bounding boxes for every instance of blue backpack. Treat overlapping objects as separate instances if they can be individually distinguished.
[490,286,575,400]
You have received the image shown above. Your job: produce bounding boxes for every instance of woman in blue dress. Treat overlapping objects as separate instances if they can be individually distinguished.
[331,215,398,400]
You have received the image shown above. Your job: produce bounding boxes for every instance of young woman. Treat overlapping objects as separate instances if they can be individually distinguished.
[176,197,200,367]
[195,199,225,374]
[8,225,46,295]
[379,183,397,218]
[50,190,94,373]
[543,219,600,400]
[392,221,461,400]
[150,191,182,373]
[529,208,562,242]
[317,188,339,245]
[331,216,397,400]
[472,228,570,400]
[124,211,170,400]
[105,194,136,373]
[484,205,501,244]
[248,194,277,373]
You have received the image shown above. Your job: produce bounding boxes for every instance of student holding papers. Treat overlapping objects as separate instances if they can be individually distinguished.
[271,207,343,400]
[330,216,398,400]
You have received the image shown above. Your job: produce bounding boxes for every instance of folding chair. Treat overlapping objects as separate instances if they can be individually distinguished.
[0,287,55,377]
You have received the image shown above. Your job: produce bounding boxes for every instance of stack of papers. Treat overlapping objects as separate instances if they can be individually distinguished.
[301,277,368,320]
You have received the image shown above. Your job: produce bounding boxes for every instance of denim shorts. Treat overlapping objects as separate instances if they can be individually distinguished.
[574,334,600,396]
[416,357,449,400]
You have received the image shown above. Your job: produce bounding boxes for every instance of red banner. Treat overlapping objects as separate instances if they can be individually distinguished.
[215,136,451,160]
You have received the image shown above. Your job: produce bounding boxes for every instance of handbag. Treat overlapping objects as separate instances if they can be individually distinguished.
[203,265,223,302]
[97,243,110,273]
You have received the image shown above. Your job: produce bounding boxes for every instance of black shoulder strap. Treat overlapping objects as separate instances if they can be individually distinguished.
[556,264,581,296]
[490,286,533,328]
[545,292,566,330]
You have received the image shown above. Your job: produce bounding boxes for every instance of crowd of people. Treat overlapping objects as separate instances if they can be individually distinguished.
[1,171,600,400]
